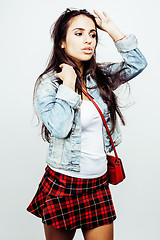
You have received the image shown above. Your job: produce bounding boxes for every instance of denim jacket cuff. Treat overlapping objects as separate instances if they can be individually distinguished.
[114,34,138,52]
[56,84,81,108]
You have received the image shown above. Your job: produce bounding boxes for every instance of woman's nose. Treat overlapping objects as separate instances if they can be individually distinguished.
[84,35,92,43]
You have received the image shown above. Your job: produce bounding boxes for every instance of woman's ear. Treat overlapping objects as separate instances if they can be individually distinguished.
[60,41,65,49]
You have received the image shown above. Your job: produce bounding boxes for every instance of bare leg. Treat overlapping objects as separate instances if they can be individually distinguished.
[82,222,114,240]
[43,223,76,240]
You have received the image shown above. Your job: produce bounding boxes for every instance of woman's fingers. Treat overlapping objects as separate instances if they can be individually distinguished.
[93,10,110,22]
[59,63,65,69]
[92,10,112,30]
[55,63,77,82]
[102,11,109,18]
[93,10,105,20]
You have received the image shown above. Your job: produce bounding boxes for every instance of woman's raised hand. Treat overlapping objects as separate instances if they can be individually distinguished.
[93,10,125,42]
[55,63,77,91]
[93,10,112,32]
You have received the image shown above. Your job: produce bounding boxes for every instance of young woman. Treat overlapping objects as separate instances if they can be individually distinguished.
[27,8,147,240]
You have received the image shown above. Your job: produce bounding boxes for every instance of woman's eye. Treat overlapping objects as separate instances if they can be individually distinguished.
[75,32,82,36]
[90,34,96,38]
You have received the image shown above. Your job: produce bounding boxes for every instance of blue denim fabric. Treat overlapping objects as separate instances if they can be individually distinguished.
[36,34,147,172]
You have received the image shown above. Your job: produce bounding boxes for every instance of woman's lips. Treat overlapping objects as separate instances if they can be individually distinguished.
[81,48,93,54]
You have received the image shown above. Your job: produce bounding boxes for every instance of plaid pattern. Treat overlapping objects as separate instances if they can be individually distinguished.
[26,165,116,230]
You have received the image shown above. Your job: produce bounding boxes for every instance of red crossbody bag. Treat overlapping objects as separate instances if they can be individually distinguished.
[81,88,126,185]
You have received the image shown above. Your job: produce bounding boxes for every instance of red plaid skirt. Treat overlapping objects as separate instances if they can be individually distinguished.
[26,165,116,230]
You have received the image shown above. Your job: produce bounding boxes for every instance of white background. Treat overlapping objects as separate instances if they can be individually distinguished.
[0,0,159,239]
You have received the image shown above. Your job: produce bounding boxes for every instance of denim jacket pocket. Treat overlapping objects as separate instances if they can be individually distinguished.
[48,136,65,159]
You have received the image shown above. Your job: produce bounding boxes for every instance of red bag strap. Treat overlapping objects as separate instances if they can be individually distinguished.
[81,87,119,160]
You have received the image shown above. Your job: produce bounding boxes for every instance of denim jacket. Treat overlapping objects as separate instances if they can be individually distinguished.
[36,34,147,172]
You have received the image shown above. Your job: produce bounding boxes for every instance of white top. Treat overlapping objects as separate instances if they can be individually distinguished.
[50,99,107,178]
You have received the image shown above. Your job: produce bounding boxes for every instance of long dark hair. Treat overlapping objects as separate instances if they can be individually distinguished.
[33,8,126,142]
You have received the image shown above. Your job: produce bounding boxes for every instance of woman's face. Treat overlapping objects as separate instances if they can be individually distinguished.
[61,15,97,66]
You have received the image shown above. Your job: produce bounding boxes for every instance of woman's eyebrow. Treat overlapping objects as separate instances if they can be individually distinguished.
[72,28,96,32]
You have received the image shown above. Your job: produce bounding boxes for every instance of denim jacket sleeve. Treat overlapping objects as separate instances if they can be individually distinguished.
[100,34,147,84]
[36,75,81,138]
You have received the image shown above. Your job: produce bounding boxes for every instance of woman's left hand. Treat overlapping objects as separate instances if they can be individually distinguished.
[93,10,113,32]
[92,10,126,42]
